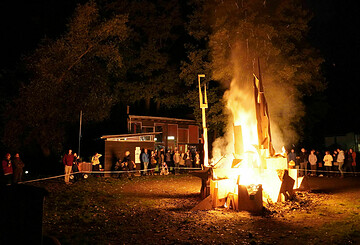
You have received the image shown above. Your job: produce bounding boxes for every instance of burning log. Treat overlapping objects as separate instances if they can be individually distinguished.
[192,180,263,213]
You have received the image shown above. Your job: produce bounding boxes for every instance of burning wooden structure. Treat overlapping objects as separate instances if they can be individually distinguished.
[192,61,306,213]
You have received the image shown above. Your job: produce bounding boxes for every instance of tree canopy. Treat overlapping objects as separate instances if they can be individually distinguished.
[2,0,324,162]
[181,0,324,147]
[3,2,128,154]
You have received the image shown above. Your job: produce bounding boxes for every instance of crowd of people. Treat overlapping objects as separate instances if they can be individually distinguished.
[6,146,355,185]
[62,149,104,184]
[0,153,25,185]
[114,148,202,178]
[287,147,357,178]
[59,147,202,183]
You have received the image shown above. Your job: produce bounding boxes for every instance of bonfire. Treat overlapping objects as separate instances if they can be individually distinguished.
[193,61,308,213]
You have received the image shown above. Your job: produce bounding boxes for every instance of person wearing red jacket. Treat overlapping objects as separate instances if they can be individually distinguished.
[62,149,74,184]
[2,153,13,185]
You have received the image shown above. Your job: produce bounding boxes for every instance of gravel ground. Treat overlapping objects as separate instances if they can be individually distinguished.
[28,174,360,244]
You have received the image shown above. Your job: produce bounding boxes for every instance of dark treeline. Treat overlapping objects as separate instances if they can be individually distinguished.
[0,0,333,174]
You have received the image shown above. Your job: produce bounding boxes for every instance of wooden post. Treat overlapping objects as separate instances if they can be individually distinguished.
[198,74,209,167]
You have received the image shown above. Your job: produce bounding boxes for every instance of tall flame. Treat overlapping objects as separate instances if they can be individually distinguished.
[212,76,259,168]
[210,61,289,203]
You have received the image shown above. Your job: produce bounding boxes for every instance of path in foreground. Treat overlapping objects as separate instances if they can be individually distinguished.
[31,175,360,244]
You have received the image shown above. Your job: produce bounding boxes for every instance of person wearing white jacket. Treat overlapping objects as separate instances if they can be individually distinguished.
[323,151,333,177]
[308,150,317,176]
[337,148,345,178]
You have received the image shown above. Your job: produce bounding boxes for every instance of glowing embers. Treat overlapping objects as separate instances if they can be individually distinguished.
[208,161,301,211]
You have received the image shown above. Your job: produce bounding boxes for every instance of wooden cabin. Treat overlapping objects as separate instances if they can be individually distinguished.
[101,115,202,174]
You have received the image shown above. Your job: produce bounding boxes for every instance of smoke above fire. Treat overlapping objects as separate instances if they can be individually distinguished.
[194,0,323,162]
[210,42,304,163]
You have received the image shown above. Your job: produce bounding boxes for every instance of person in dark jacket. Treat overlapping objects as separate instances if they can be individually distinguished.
[165,150,174,174]
[184,150,193,172]
[154,150,160,175]
[13,153,25,183]
[287,149,296,167]
[122,151,136,178]
[72,153,80,182]
[299,148,308,176]
[140,148,145,176]
[141,149,150,176]
[2,153,13,185]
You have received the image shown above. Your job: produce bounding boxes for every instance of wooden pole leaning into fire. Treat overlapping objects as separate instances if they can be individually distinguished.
[198,74,209,167]
[253,59,275,157]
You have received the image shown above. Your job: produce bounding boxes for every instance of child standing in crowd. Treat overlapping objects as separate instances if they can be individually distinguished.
[160,161,169,175]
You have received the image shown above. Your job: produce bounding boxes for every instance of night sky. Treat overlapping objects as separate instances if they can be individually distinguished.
[0,0,359,144]
[307,0,360,134]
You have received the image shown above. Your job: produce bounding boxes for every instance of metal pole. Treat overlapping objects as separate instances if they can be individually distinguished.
[198,74,209,167]
[78,110,82,157]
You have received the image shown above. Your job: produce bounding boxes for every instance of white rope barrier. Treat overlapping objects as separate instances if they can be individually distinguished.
[19,174,68,184]
[16,167,358,184]
[295,168,359,173]
[17,167,203,184]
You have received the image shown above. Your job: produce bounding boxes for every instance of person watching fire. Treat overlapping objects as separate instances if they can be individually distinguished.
[63,149,74,184]
[308,150,317,176]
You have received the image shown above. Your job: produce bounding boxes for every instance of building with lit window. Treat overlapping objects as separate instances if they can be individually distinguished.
[101,115,202,173]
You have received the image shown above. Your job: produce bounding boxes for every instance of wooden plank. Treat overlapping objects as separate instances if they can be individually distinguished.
[278,170,295,202]
[191,195,213,211]
[238,184,263,213]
